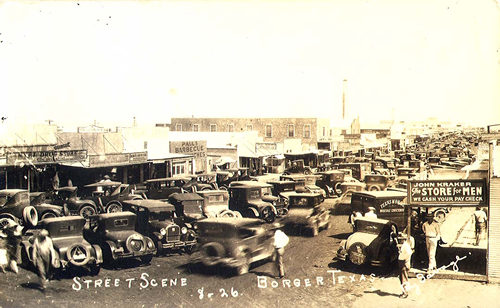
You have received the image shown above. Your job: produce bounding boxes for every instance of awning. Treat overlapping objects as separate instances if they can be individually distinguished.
[215,156,236,166]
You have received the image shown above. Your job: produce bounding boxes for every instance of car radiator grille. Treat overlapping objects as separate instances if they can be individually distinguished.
[165,225,180,242]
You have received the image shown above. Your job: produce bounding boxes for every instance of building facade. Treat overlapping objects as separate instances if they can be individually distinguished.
[170,117,335,151]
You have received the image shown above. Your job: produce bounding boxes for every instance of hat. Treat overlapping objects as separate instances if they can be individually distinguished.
[368,207,376,211]
[39,229,49,237]
[103,175,111,180]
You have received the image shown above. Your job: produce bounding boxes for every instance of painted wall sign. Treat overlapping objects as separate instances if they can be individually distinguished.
[408,179,487,206]
[6,149,87,165]
[88,152,148,167]
[169,141,207,159]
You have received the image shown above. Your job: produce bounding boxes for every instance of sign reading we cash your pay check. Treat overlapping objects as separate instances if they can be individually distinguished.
[408,179,487,206]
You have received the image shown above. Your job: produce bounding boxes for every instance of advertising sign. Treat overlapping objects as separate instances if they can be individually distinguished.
[169,141,207,159]
[88,151,148,167]
[408,179,487,206]
[6,150,87,165]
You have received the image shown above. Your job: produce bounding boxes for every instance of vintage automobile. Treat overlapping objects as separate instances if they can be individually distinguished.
[350,191,407,230]
[228,183,277,223]
[215,168,253,190]
[280,174,326,197]
[316,170,345,197]
[192,217,277,275]
[230,181,288,217]
[337,163,372,182]
[21,216,102,274]
[83,181,144,213]
[0,189,38,228]
[85,212,156,264]
[266,180,296,202]
[196,190,241,218]
[143,177,189,200]
[283,159,313,175]
[364,174,392,191]
[182,174,217,192]
[335,217,398,267]
[29,191,65,221]
[168,192,205,222]
[283,192,331,236]
[122,199,197,255]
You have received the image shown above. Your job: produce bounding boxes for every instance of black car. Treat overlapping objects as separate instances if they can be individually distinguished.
[228,183,277,223]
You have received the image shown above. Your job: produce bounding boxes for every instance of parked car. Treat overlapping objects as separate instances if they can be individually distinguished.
[21,216,102,274]
[143,177,187,200]
[196,190,241,218]
[83,181,144,213]
[85,212,156,264]
[364,174,391,191]
[334,182,366,213]
[350,191,407,230]
[0,189,38,228]
[228,183,277,223]
[283,159,312,175]
[168,192,205,222]
[316,170,345,197]
[183,174,217,191]
[122,199,197,255]
[29,191,65,221]
[192,218,278,275]
[280,174,326,197]
[337,163,372,181]
[230,181,288,217]
[46,186,100,220]
[283,192,331,236]
[266,180,296,202]
[215,168,253,190]
[335,217,398,267]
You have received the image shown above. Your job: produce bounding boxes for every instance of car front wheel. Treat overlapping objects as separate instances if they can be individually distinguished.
[261,206,276,223]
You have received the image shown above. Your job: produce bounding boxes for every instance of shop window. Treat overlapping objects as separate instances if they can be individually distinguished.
[175,124,182,131]
[228,124,234,132]
[193,124,199,132]
[288,124,295,137]
[265,124,272,138]
[210,124,217,132]
[303,124,311,138]
[246,124,253,131]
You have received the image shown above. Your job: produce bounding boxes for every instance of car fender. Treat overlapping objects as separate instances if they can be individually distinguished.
[106,240,117,258]
[247,207,260,217]
[92,244,103,264]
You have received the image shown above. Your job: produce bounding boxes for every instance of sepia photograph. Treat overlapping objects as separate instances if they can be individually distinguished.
[0,0,499,307]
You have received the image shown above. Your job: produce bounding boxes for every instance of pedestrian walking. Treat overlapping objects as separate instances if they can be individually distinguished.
[32,229,59,290]
[422,214,441,272]
[348,211,362,231]
[273,229,289,278]
[396,234,415,299]
[473,207,487,246]
[2,221,23,274]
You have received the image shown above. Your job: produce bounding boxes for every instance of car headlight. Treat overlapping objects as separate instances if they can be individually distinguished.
[147,239,154,249]
[181,227,188,234]
[160,228,167,236]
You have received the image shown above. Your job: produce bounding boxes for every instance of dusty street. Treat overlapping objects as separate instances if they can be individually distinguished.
[0,200,496,307]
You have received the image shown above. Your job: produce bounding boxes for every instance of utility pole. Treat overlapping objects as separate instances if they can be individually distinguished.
[342,79,347,121]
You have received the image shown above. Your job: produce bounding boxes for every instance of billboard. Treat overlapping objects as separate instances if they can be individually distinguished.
[408,179,487,206]
[6,149,87,165]
[169,141,207,159]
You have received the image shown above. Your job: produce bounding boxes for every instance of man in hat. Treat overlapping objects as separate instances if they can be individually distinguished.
[421,214,441,272]
[364,207,377,218]
[32,229,58,289]
[396,234,415,298]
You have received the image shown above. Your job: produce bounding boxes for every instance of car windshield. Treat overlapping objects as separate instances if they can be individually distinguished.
[207,194,227,204]
[248,189,261,200]
[261,187,272,196]
[289,197,312,208]
[149,211,173,220]
[356,220,386,235]
[0,195,8,207]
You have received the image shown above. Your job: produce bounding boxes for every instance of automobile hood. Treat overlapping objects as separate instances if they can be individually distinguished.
[262,195,278,203]
[35,203,63,214]
[149,220,175,231]
[248,200,272,209]
[346,232,378,248]
[104,230,141,245]
[286,208,314,223]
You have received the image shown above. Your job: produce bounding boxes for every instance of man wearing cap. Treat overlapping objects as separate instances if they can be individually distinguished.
[364,207,377,218]
[421,214,441,272]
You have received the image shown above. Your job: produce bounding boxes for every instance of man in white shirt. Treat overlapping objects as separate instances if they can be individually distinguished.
[397,235,415,298]
[473,207,487,246]
[364,207,377,218]
[273,229,289,278]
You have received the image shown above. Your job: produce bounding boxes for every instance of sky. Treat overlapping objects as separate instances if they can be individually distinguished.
[1,0,499,129]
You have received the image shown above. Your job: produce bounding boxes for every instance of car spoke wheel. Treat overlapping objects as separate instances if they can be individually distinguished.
[79,205,96,219]
[41,211,57,220]
[261,206,276,223]
[106,203,122,213]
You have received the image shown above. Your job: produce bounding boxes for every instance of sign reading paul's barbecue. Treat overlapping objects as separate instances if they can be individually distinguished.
[408,179,487,206]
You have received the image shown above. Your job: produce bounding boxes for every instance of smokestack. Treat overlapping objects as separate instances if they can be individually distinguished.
[342,79,347,120]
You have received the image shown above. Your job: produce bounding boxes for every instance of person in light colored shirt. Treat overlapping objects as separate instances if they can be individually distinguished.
[473,207,487,246]
[273,229,289,278]
[422,214,441,271]
[364,207,377,218]
[397,235,415,298]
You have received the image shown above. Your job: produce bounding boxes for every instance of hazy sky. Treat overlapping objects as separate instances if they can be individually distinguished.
[1,0,499,128]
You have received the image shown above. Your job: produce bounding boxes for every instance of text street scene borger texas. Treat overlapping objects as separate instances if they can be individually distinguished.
[1,0,500,307]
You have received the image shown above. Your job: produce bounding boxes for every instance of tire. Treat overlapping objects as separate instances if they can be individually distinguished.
[140,255,153,264]
[22,206,38,227]
[106,202,122,213]
[40,211,58,221]
[219,186,228,191]
[79,205,97,219]
[0,217,16,229]
[245,208,259,219]
[347,242,368,265]
[369,185,381,191]
[201,242,225,267]
[311,224,319,237]
[260,206,276,223]
[66,243,91,267]
[219,210,238,218]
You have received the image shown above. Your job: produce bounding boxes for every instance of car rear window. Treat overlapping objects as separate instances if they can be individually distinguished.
[114,219,129,227]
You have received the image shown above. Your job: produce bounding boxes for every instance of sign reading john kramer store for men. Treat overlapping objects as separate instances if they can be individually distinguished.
[408,179,487,206]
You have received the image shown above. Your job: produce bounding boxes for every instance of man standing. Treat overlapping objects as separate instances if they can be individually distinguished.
[273,229,289,279]
[364,207,377,218]
[32,230,58,290]
[421,214,441,272]
[473,207,487,246]
[397,235,415,298]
